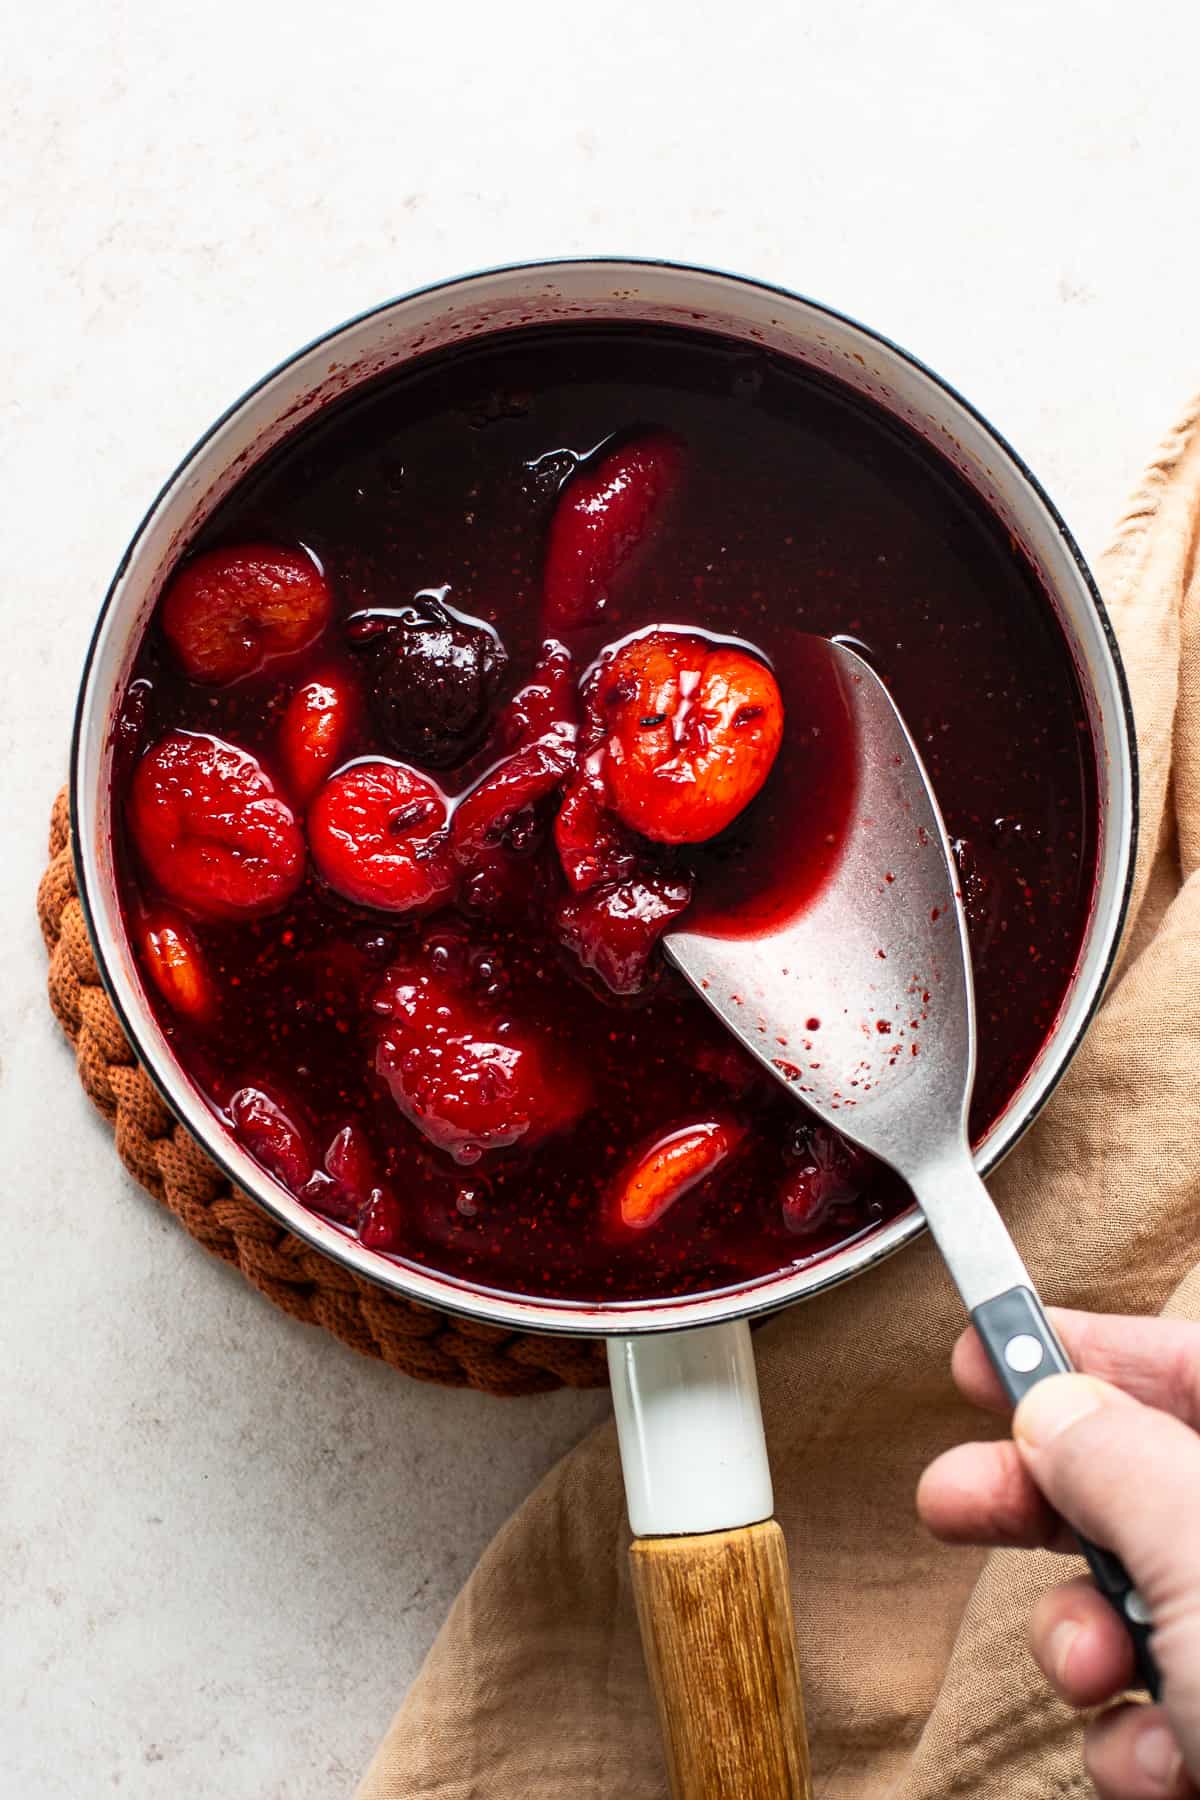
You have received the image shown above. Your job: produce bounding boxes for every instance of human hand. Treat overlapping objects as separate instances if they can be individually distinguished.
[917,1309,1200,1797]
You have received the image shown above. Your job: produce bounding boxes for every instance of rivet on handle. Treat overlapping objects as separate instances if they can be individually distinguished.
[1003,1333,1045,1374]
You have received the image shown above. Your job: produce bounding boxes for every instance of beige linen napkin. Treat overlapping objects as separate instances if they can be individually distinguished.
[357,396,1200,1799]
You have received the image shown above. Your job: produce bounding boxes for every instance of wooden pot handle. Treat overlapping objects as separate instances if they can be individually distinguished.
[630,1517,812,1799]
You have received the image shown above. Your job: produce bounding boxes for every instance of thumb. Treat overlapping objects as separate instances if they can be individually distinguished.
[1015,1373,1200,1771]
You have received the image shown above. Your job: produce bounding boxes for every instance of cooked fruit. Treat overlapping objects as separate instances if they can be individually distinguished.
[543,432,682,633]
[449,639,580,878]
[458,839,554,923]
[279,672,358,804]
[322,1121,375,1202]
[229,1085,315,1191]
[139,909,217,1025]
[553,778,639,892]
[373,951,590,1164]
[613,1116,745,1231]
[308,760,452,912]
[449,739,573,870]
[296,1120,386,1225]
[352,595,507,768]
[112,676,156,780]
[780,1127,874,1235]
[358,1186,405,1250]
[161,544,330,684]
[498,638,578,751]
[587,630,783,844]
[555,872,692,994]
[128,731,306,919]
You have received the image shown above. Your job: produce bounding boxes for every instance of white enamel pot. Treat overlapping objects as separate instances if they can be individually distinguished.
[72,260,1136,1799]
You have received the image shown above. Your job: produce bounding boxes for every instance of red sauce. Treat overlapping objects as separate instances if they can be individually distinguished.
[111,324,1098,1302]
[683,632,859,936]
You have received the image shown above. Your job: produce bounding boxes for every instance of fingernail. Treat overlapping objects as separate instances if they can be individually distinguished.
[1013,1374,1109,1450]
[1046,1619,1080,1687]
[1133,1721,1184,1791]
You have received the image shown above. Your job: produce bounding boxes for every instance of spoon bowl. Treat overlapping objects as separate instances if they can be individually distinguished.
[667,637,1160,1695]
[671,639,977,1191]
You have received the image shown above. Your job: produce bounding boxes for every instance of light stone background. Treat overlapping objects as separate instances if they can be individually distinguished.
[4,2,1200,1794]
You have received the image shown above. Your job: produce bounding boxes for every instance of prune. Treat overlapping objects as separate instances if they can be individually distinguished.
[352,594,507,768]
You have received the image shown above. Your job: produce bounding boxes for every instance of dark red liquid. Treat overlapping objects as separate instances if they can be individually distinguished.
[684,633,860,937]
[112,324,1098,1302]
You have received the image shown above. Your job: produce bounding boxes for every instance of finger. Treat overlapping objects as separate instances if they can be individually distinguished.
[1030,1576,1136,1707]
[917,1439,1068,1548]
[951,1310,1200,1426]
[1014,1375,1200,1775]
[1084,1704,1195,1799]
[1013,1376,1200,1607]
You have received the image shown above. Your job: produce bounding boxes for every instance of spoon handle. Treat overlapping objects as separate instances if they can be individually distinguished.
[971,1284,1161,1698]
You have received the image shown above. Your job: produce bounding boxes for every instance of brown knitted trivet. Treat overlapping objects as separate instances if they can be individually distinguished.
[38,789,607,1395]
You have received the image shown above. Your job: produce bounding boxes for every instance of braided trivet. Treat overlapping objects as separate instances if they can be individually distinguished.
[38,789,607,1395]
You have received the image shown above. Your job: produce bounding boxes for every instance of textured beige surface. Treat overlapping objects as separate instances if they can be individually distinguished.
[5,2,1200,1795]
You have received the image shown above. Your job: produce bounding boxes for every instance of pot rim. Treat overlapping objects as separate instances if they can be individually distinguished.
[70,255,1138,1338]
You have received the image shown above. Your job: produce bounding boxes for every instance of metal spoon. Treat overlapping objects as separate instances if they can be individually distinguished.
[666,637,1159,1695]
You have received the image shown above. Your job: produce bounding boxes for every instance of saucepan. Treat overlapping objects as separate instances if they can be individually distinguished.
[71,259,1136,1799]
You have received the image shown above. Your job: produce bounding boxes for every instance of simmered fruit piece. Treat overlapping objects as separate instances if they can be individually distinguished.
[543,432,682,633]
[587,630,783,844]
[449,739,573,870]
[780,1125,874,1235]
[140,908,217,1025]
[352,595,507,768]
[323,1120,376,1205]
[359,1186,405,1250]
[498,639,578,752]
[129,731,305,920]
[553,777,639,893]
[613,1116,745,1232]
[308,760,452,912]
[459,838,553,923]
[279,672,358,805]
[555,872,692,995]
[450,639,579,875]
[229,1084,316,1191]
[303,1121,403,1242]
[161,544,330,684]
[373,950,590,1164]
[113,677,156,781]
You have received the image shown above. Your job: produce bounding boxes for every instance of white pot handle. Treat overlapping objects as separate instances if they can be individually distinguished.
[608,1320,774,1536]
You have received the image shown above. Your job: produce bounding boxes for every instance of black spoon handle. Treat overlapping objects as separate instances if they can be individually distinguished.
[970,1284,1161,1699]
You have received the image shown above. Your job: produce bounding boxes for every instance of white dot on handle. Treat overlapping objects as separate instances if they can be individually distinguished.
[1125,1588,1152,1627]
[1004,1334,1045,1374]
